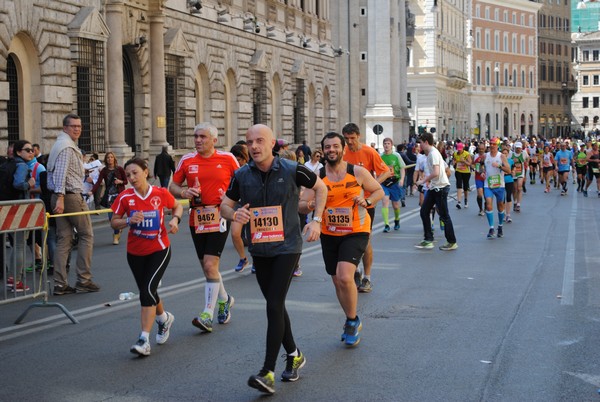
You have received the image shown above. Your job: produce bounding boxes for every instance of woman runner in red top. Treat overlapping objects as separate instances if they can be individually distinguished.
[111,158,183,356]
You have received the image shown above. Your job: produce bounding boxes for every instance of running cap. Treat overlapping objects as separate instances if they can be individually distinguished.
[490,137,501,146]
[456,143,464,151]
[514,141,523,149]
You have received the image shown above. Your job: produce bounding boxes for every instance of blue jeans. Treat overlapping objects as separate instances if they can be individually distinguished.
[420,186,456,243]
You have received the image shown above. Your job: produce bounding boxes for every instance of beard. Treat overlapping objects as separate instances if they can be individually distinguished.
[325,151,343,166]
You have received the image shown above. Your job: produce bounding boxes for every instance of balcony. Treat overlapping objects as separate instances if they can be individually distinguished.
[447,69,468,89]
[491,86,527,100]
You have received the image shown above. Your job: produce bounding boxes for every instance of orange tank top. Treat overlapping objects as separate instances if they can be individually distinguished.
[319,164,371,236]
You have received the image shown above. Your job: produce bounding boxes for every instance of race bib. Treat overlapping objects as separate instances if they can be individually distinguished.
[487,174,501,189]
[531,156,538,163]
[130,210,160,240]
[249,206,284,243]
[559,158,568,166]
[457,161,466,171]
[324,207,353,233]
[193,206,221,233]
[514,162,522,174]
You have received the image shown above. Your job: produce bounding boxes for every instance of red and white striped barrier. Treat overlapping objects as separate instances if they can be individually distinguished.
[0,200,46,232]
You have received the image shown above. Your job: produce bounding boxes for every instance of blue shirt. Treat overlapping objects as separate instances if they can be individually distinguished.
[555,150,572,172]
[504,157,514,184]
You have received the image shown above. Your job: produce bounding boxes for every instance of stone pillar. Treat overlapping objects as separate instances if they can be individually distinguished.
[105,1,131,158]
[148,2,169,156]
[364,0,405,148]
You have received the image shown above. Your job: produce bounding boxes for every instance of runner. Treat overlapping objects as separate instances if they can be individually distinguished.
[341,123,390,293]
[169,122,239,333]
[554,141,573,196]
[584,142,600,197]
[110,158,183,356]
[542,145,555,193]
[300,131,383,347]
[453,142,472,209]
[473,142,487,216]
[379,137,405,233]
[527,141,540,185]
[221,124,327,395]
[501,145,515,223]
[414,133,458,251]
[511,142,528,212]
[575,143,588,193]
[482,137,511,239]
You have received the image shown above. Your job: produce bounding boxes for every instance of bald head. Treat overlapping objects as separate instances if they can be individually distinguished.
[246,124,276,170]
[247,124,274,140]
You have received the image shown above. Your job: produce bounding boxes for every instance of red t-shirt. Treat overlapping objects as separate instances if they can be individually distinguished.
[112,186,177,256]
[172,150,239,226]
[343,144,388,201]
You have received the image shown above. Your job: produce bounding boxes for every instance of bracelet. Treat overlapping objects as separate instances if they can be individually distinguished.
[233,211,238,221]
[174,216,181,224]
[126,217,130,225]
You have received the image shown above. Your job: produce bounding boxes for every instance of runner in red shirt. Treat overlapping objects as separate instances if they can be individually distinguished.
[169,122,239,333]
[341,123,390,293]
[111,158,183,356]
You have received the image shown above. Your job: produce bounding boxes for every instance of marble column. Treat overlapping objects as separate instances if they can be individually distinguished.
[105,1,130,157]
[148,2,169,155]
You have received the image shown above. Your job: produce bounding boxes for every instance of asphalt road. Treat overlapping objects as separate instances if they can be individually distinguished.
[1,181,600,401]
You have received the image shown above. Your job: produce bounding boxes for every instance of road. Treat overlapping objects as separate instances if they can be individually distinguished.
[1,182,600,401]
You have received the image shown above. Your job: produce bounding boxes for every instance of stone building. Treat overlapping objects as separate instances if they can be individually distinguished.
[571,31,600,135]
[407,0,470,141]
[467,0,541,139]
[0,0,337,166]
[537,0,576,138]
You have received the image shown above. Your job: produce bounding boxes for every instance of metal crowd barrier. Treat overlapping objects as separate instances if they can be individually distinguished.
[0,199,78,324]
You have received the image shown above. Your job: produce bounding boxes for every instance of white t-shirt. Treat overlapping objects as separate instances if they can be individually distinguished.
[304,160,323,173]
[427,147,450,189]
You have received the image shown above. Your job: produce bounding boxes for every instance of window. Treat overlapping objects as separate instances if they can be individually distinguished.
[494,9,499,21]
[504,11,508,23]
[583,97,589,108]
[360,7,367,16]
[521,14,525,25]
[549,43,554,55]
[504,34,508,52]
[360,52,367,61]
[512,12,516,24]
[594,75,600,85]
[594,97,599,108]
[485,31,490,50]
[486,67,490,85]
[476,5,480,18]
[293,79,305,143]
[476,31,481,48]
[165,53,186,149]
[583,75,590,86]
[253,71,267,124]
[522,71,525,87]
[513,69,517,86]
[541,94,545,104]
[407,92,411,108]
[477,66,481,85]
[495,32,499,50]
[504,69,508,86]
[540,63,546,81]
[75,38,106,152]
[583,50,589,61]
[521,38,525,54]
[557,65,562,82]
[549,94,553,105]
[485,7,490,20]
[548,63,554,82]
[594,50,600,61]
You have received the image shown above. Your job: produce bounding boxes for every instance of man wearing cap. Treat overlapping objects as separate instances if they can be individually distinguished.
[452,142,472,209]
[511,141,528,212]
[554,141,573,196]
[482,137,511,239]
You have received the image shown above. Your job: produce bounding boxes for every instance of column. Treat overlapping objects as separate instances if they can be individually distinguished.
[149,1,169,151]
[105,1,130,156]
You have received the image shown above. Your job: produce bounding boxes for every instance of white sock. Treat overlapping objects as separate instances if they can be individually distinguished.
[217,274,228,302]
[364,275,371,281]
[204,281,220,317]
[156,312,168,323]
[288,349,298,357]
[140,331,150,341]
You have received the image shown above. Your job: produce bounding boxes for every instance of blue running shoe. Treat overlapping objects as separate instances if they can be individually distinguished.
[341,317,362,347]
[235,258,249,272]
[217,295,234,324]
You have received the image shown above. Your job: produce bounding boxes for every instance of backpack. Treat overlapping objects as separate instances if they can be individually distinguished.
[0,158,21,201]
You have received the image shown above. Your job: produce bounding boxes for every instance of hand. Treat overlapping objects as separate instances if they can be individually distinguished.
[232,203,251,224]
[53,196,64,214]
[128,211,145,225]
[28,177,36,188]
[168,217,179,234]
[302,220,321,242]
[353,196,369,208]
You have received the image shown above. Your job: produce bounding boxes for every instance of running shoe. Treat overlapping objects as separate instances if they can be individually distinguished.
[544,189,549,193]
[583,190,588,197]
[281,351,306,382]
[414,240,434,249]
[456,202,462,209]
[439,242,458,251]
[394,220,400,230]
[383,225,391,233]
[464,201,468,208]
[497,226,503,238]
[156,312,174,344]
[192,312,213,333]
[248,370,275,394]
[235,258,249,273]
[293,267,303,277]
[130,337,151,356]
[560,190,566,196]
[505,216,512,223]
[487,228,495,239]
[217,295,235,324]
[11,281,30,292]
[515,204,521,212]
[478,210,485,216]
[341,317,362,347]
[354,269,362,288]
[358,278,373,293]
[401,200,406,207]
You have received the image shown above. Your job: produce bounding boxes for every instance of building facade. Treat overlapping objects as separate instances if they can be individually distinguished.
[468,0,540,140]
[407,0,470,141]
[1,0,336,166]
[538,0,576,138]
[571,0,600,33]
[571,31,600,136]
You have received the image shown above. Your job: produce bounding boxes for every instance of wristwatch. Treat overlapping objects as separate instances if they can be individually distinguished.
[312,216,323,223]
[365,199,372,207]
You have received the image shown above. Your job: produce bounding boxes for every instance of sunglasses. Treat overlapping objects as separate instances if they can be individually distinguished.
[21,148,34,153]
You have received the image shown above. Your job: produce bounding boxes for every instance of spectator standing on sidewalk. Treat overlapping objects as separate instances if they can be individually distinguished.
[47,113,100,295]
[154,146,176,188]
